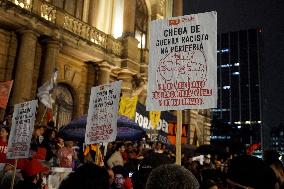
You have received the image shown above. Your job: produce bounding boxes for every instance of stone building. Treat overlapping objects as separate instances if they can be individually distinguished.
[0,0,210,145]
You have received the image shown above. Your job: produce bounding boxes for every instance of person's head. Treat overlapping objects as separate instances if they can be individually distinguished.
[64,140,74,148]
[59,163,109,189]
[0,125,9,141]
[145,164,199,189]
[57,137,64,145]
[114,143,125,153]
[112,165,128,189]
[156,142,162,150]
[227,155,277,189]
[34,125,45,137]
[132,152,171,189]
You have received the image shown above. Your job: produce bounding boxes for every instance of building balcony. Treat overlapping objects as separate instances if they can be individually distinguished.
[0,0,122,57]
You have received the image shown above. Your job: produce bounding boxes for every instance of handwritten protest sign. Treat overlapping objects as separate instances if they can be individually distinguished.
[85,81,122,144]
[7,100,38,159]
[147,11,217,111]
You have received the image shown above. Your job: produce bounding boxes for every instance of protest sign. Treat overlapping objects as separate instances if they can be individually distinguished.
[7,100,38,159]
[85,81,122,144]
[147,11,217,111]
[0,80,13,109]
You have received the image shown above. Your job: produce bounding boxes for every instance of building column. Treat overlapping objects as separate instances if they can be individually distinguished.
[88,0,97,27]
[98,62,111,85]
[12,30,38,104]
[41,40,61,84]
[121,0,139,68]
[172,0,183,17]
[117,69,133,96]
[123,0,136,37]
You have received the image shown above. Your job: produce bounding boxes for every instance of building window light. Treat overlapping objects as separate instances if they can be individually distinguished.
[223,86,230,90]
[232,72,240,75]
[217,48,229,53]
[245,121,251,124]
[221,64,232,68]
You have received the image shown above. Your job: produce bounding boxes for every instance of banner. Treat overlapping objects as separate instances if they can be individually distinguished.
[0,80,13,109]
[119,95,138,120]
[147,11,217,111]
[135,103,176,144]
[149,111,161,129]
[7,100,38,159]
[85,81,122,144]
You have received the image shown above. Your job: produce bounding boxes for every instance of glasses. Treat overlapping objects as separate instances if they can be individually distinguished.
[114,176,124,180]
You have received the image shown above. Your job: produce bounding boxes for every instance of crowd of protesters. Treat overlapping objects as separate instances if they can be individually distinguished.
[0,118,283,189]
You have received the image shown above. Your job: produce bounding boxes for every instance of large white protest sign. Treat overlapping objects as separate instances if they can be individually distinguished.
[7,100,38,159]
[147,11,217,111]
[85,81,122,144]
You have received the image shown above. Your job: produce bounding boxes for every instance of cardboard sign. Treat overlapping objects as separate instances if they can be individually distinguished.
[85,81,122,144]
[7,100,38,159]
[147,11,217,111]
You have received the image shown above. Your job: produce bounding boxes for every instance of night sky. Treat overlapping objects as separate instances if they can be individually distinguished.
[183,0,284,147]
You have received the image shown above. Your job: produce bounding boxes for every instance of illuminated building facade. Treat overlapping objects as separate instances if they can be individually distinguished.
[0,0,210,145]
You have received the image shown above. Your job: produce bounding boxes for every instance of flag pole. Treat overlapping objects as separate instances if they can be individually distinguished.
[10,159,18,189]
[39,107,48,125]
[176,110,182,165]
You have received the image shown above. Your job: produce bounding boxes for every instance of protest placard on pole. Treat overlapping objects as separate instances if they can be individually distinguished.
[146,11,217,165]
[147,11,217,111]
[85,81,122,144]
[6,100,38,159]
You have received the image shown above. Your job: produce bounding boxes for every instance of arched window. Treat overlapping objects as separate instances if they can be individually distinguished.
[135,0,148,51]
[47,0,84,20]
[52,83,75,128]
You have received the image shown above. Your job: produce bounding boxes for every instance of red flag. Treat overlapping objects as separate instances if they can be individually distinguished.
[247,143,261,155]
[0,80,13,109]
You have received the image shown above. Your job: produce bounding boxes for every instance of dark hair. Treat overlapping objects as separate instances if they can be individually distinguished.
[114,142,124,152]
[112,165,128,178]
[0,125,10,134]
[59,163,109,189]
[227,155,277,189]
[145,164,199,189]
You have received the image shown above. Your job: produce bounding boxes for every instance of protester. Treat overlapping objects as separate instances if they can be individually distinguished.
[226,155,277,189]
[0,125,9,163]
[15,158,49,189]
[59,163,110,189]
[57,140,77,168]
[111,165,132,189]
[107,143,125,168]
[145,164,199,189]
[132,151,171,189]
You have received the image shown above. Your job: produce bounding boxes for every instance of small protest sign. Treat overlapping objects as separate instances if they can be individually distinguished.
[85,81,122,144]
[7,100,38,159]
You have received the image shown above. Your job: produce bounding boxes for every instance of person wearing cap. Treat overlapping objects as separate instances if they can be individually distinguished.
[15,158,49,189]
[0,125,9,163]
